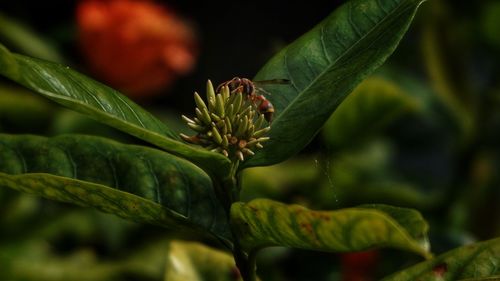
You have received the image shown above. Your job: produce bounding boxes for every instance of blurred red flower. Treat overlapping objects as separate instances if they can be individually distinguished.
[341,250,379,281]
[77,0,198,98]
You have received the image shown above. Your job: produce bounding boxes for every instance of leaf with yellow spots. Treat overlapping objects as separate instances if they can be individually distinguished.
[0,43,231,179]
[0,134,231,245]
[230,199,430,258]
[382,237,500,281]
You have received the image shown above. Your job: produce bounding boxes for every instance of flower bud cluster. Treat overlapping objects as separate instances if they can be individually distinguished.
[181,80,270,161]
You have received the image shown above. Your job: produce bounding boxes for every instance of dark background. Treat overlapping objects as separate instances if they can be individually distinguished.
[0,1,499,280]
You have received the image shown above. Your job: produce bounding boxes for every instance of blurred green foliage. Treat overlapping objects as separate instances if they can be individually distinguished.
[0,0,499,280]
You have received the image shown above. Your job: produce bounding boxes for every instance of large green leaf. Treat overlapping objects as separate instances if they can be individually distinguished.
[165,240,244,281]
[322,77,420,151]
[0,134,231,243]
[382,237,500,281]
[0,44,231,177]
[244,0,426,168]
[230,199,430,258]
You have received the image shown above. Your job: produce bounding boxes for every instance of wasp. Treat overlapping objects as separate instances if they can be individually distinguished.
[216,77,289,122]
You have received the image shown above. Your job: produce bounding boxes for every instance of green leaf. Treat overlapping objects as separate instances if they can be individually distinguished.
[230,199,430,258]
[358,204,429,248]
[244,0,426,168]
[0,134,231,243]
[49,109,135,142]
[322,77,420,151]
[0,43,18,78]
[165,240,243,281]
[382,237,500,281]
[0,44,231,177]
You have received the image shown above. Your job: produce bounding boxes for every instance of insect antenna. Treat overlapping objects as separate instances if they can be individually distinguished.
[254,79,290,96]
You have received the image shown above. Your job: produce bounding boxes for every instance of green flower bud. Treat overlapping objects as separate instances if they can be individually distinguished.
[181,79,271,161]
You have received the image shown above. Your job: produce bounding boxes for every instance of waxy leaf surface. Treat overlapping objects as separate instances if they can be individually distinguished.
[0,134,231,243]
[0,44,231,177]
[382,237,500,281]
[244,0,426,167]
[230,199,430,258]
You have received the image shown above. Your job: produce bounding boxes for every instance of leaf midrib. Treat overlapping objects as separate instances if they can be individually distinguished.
[0,171,188,220]
[272,0,416,125]
[9,56,231,172]
[236,200,430,258]
[18,55,171,138]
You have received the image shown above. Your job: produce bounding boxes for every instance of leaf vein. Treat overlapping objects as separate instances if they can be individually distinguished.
[114,94,147,128]
[272,0,410,125]
[283,51,300,93]
[320,25,332,64]
[145,158,162,205]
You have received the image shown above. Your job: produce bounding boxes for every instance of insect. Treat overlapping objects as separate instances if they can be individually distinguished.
[216,77,289,122]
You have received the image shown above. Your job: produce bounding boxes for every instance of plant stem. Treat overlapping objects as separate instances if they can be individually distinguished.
[228,166,257,281]
[233,241,257,281]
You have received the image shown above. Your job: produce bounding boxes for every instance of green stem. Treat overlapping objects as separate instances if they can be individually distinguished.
[233,242,257,281]
[214,160,240,215]
[226,163,257,281]
[208,156,257,279]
